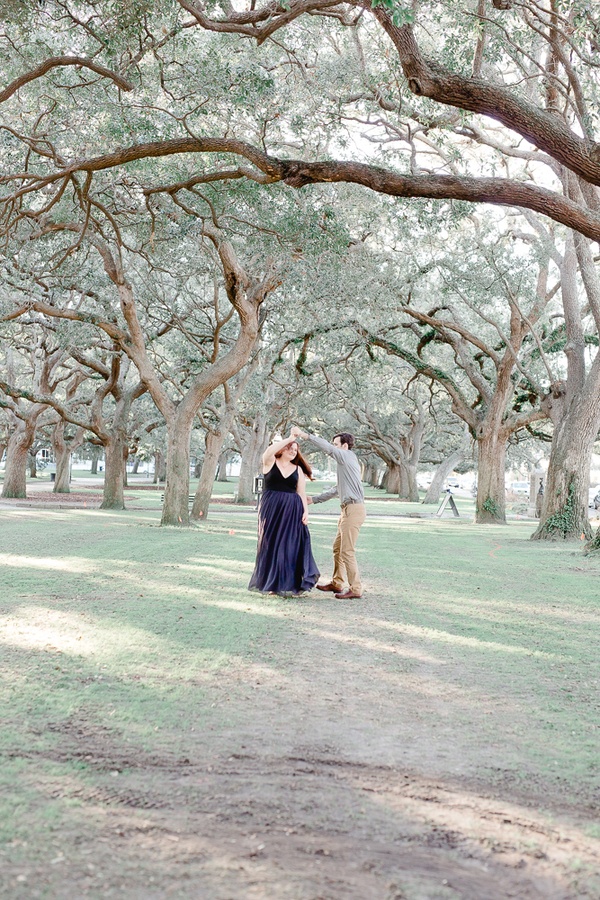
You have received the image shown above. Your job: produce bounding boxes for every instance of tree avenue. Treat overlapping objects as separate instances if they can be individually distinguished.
[0,1,599,540]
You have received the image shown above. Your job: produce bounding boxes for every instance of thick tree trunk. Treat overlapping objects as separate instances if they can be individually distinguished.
[398,465,408,500]
[97,391,137,510]
[404,463,419,501]
[28,451,37,478]
[100,438,126,510]
[237,422,269,504]
[1,428,31,498]
[52,421,70,494]
[384,462,401,495]
[161,412,194,526]
[423,446,466,504]
[54,449,71,493]
[54,451,71,494]
[398,464,410,499]
[370,467,382,488]
[191,430,223,521]
[403,406,426,501]
[532,395,600,541]
[533,235,600,542]
[90,446,100,475]
[216,449,229,481]
[475,431,507,524]
[132,457,140,474]
[153,450,166,484]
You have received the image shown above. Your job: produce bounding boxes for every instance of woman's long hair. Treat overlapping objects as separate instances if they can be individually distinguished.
[275,444,315,480]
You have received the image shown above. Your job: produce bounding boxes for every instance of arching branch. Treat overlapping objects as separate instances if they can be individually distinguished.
[4,137,600,243]
[0,56,134,104]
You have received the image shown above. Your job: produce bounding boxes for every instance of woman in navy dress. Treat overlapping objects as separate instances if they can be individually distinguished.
[249,434,320,596]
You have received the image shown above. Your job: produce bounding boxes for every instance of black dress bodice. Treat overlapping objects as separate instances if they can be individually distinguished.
[264,463,298,493]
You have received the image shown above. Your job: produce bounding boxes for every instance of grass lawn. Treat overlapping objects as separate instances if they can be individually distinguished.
[0,485,599,899]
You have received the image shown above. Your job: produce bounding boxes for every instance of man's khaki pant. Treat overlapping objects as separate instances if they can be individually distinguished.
[331,502,366,594]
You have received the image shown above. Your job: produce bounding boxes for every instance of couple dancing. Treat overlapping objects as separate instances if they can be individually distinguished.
[248,426,366,600]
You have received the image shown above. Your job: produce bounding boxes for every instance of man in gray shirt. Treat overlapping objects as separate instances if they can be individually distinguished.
[292,428,366,599]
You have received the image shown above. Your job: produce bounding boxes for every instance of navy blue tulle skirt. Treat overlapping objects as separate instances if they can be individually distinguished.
[249,489,320,596]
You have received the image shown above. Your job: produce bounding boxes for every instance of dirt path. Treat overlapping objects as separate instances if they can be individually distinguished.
[6,718,599,900]
[19,750,597,899]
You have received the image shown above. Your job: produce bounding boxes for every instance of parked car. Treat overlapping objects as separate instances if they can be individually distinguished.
[509,481,529,495]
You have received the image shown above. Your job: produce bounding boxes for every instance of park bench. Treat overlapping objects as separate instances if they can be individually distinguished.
[160,494,195,504]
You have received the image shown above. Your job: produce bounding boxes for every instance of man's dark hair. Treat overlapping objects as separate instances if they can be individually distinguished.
[333,432,355,450]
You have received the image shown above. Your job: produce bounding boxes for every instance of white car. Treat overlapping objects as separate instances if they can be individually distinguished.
[509,482,529,495]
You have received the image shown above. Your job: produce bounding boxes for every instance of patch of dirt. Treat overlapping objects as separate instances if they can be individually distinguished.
[0,491,242,510]
[0,491,104,508]
[3,721,599,899]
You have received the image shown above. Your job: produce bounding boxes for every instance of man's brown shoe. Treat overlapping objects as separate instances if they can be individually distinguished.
[316,582,339,592]
[335,589,362,600]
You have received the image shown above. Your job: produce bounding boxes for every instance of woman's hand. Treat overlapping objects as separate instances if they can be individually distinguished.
[302,511,308,525]
[262,434,296,469]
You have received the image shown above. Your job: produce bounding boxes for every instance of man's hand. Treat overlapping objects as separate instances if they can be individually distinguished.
[291,425,305,439]
[306,496,313,505]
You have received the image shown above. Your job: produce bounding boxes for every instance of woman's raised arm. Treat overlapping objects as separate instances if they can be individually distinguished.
[262,434,297,472]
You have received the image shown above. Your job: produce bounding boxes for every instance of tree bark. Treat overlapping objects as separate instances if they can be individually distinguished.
[403,461,420,501]
[384,462,401,495]
[532,390,600,541]
[475,430,507,524]
[161,413,194,525]
[192,430,223,521]
[237,417,270,504]
[154,450,166,484]
[369,467,382,487]
[123,448,129,487]
[216,448,229,481]
[2,429,31,498]
[1,411,45,499]
[533,231,600,541]
[52,421,71,494]
[101,436,126,510]
[398,463,410,499]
